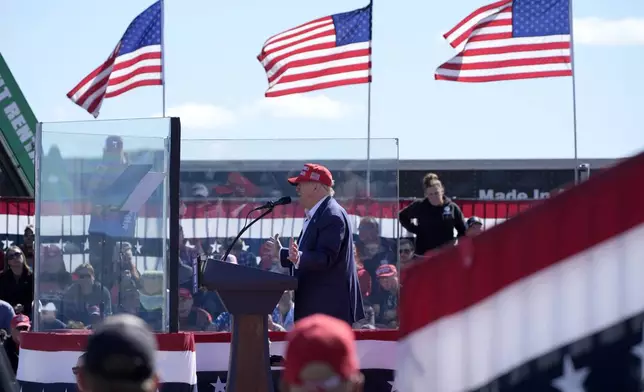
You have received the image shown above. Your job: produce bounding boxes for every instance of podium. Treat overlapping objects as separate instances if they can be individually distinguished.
[202,260,297,392]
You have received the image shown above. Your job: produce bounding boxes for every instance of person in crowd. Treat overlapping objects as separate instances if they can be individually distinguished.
[222,237,258,268]
[2,313,30,374]
[0,245,34,316]
[60,263,112,325]
[0,299,15,332]
[271,291,295,331]
[466,216,484,237]
[353,305,376,330]
[281,314,364,392]
[355,217,395,278]
[73,353,87,392]
[86,306,103,329]
[178,225,199,290]
[399,172,466,255]
[78,314,160,392]
[398,238,418,269]
[19,225,35,268]
[264,163,365,325]
[354,245,372,305]
[371,264,399,328]
[66,320,86,329]
[178,289,213,331]
[37,301,66,330]
[87,135,135,290]
[39,244,73,310]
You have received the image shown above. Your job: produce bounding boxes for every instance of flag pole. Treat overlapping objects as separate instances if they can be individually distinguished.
[568,0,580,184]
[160,0,167,117]
[365,0,373,197]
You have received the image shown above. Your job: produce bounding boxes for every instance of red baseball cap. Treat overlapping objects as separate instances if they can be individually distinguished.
[288,163,334,187]
[283,314,359,386]
[376,264,397,278]
[11,314,31,329]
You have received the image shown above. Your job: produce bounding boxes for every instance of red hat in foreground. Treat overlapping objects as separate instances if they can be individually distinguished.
[288,163,334,187]
[283,314,359,388]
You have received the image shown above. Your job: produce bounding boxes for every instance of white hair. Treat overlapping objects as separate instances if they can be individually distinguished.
[321,184,335,197]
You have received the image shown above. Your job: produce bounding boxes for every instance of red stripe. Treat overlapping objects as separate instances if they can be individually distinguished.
[435,69,572,82]
[23,199,534,219]
[112,51,161,72]
[273,62,370,86]
[267,48,371,84]
[444,0,512,41]
[399,151,644,339]
[448,3,512,48]
[21,332,196,352]
[265,76,370,97]
[67,46,118,98]
[107,65,162,87]
[104,78,162,99]
[466,32,514,43]
[462,41,570,56]
[261,42,336,74]
[439,56,571,71]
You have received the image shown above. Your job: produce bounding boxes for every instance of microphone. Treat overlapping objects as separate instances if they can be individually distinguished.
[255,196,292,210]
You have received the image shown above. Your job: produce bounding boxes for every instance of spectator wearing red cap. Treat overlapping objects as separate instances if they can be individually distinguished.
[264,163,365,325]
[282,314,364,391]
[2,313,31,373]
[372,264,399,328]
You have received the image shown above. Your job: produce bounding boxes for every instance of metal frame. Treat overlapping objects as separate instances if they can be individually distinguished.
[167,117,181,332]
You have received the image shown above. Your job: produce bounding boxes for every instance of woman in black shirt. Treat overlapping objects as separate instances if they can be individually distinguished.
[399,173,466,255]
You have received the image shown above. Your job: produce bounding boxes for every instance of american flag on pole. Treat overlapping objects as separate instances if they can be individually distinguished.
[67,1,163,117]
[435,0,572,83]
[257,4,372,97]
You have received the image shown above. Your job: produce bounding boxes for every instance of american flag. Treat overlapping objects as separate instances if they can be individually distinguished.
[435,0,572,83]
[67,1,163,117]
[257,4,372,97]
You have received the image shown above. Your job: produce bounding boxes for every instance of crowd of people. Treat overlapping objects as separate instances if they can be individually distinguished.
[0,163,486,378]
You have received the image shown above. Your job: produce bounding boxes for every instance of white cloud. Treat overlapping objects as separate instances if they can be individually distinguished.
[162,102,236,129]
[251,94,358,119]
[574,17,644,45]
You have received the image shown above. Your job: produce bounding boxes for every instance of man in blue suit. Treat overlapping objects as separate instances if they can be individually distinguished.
[265,163,365,326]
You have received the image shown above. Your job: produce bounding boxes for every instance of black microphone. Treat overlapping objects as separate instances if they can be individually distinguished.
[255,196,292,210]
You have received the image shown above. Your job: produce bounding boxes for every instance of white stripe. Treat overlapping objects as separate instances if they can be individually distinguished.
[18,340,394,384]
[471,24,512,37]
[195,340,396,372]
[263,23,334,54]
[105,72,162,95]
[113,45,161,65]
[270,55,370,89]
[436,62,571,78]
[397,222,644,392]
[111,58,162,80]
[18,349,197,384]
[445,4,512,44]
[265,41,370,81]
[69,61,114,105]
[463,34,570,50]
[9,215,505,238]
[265,18,333,46]
[446,48,571,64]
[267,68,370,95]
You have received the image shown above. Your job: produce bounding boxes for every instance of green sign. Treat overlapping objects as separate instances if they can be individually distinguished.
[0,53,36,195]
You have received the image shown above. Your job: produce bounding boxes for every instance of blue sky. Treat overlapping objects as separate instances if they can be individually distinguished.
[3,0,644,161]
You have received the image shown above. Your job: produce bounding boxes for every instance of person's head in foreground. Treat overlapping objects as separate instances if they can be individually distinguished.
[78,314,159,392]
[282,314,363,392]
[288,163,335,210]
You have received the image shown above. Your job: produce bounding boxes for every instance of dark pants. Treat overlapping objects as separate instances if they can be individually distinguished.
[88,233,117,289]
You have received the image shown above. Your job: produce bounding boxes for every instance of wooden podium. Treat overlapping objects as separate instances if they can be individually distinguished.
[202,260,297,392]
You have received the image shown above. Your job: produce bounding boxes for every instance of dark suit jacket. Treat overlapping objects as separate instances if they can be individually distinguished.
[280,196,365,325]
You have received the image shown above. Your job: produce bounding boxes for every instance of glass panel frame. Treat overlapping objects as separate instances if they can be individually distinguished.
[178,138,401,331]
[33,118,172,332]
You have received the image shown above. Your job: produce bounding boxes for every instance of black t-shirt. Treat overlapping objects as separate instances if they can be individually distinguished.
[399,198,466,255]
